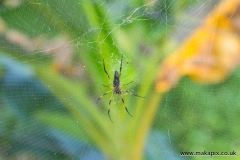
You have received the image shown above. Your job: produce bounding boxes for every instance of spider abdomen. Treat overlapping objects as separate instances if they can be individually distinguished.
[113,71,120,86]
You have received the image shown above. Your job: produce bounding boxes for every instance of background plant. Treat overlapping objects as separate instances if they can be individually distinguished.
[0,0,239,160]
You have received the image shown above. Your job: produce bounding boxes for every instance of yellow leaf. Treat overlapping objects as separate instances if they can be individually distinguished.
[156,0,240,93]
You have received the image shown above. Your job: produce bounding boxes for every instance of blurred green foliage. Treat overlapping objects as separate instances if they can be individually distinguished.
[0,0,239,160]
[154,68,240,158]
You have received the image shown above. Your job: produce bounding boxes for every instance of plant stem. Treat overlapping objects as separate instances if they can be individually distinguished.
[131,92,162,160]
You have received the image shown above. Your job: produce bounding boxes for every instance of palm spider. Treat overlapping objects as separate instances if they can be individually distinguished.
[96,54,145,122]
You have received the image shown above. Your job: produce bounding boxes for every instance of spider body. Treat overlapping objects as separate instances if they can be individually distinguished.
[97,55,145,122]
[113,71,120,94]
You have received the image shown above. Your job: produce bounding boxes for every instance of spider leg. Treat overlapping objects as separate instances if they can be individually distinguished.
[108,92,114,123]
[102,84,112,88]
[103,59,111,80]
[122,81,133,86]
[119,54,123,76]
[120,91,133,117]
[96,90,112,104]
[122,89,146,98]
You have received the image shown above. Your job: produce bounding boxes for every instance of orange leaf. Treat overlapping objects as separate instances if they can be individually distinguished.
[156,0,240,93]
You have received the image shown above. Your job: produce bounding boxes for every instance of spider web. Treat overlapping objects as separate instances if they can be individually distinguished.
[1,0,239,159]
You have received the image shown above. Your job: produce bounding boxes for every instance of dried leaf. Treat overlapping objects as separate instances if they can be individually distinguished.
[156,0,240,93]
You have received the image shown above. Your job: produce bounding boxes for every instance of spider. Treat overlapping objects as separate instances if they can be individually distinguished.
[96,54,145,122]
